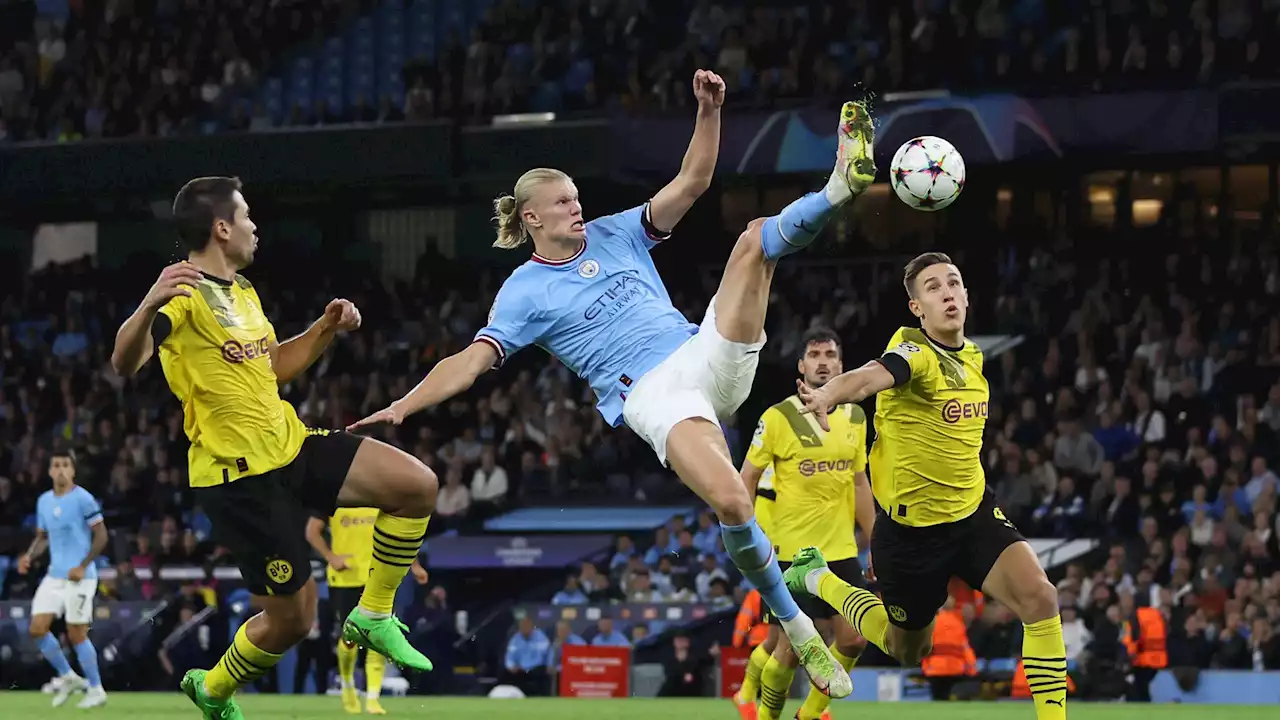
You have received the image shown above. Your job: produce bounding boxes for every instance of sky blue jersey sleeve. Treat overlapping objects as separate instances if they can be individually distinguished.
[474,278,544,368]
[36,496,47,532]
[79,489,104,526]
[587,202,671,254]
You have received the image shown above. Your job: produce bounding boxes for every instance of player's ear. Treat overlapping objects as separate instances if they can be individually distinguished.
[908,297,923,320]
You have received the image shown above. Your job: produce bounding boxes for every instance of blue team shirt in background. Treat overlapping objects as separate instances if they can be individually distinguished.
[36,486,102,580]
[476,204,698,426]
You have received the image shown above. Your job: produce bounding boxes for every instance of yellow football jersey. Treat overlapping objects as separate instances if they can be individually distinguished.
[155,273,308,488]
[870,326,988,527]
[327,507,379,588]
[746,396,867,562]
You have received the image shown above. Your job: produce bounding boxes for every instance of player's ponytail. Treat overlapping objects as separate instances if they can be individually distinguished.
[493,194,525,249]
[492,167,572,250]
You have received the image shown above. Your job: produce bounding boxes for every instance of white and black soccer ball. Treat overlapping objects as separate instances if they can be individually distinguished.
[889,136,966,211]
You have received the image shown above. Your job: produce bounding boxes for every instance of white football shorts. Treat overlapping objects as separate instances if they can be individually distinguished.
[31,576,98,625]
[623,295,765,466]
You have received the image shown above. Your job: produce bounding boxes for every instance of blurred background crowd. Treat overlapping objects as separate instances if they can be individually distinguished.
[0,0,1279,705]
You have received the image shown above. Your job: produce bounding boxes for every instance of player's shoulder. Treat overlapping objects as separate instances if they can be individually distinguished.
[585,205,641,234]
[885,326,929,352]
[36,488,54,505]
[74,485,100,503]
[233,273,254,289]
[840,402,867,425]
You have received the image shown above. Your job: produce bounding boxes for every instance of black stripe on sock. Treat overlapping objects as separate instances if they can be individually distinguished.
[1023,655,1067,662]
[1024,662,1067,672]
[373,526,427,546]
[371,550,415,568]
[222,654,252,685]
[371,546,421,563]
[371,538,419,556]
[229,643,269,673]
[760,685,787,711]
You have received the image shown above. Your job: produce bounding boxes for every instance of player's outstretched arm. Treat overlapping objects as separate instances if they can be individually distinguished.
[270,298,361,384]
[348,341,499,430]
[111,262,202,376]
[797,360,897,431]
[647,69,725,234]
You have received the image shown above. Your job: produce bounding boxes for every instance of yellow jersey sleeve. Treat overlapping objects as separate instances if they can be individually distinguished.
[155,294,192,344]
[746,407,783,470]
[879,326,936,387]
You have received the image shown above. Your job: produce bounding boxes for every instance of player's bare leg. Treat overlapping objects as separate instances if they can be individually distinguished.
[981,542,1067,719]
[30,613,87,707]
[712,100,875,344]
[334,437,438,672]
[665,423,851,698]
[186,581,321,719]
[66,623,106,708]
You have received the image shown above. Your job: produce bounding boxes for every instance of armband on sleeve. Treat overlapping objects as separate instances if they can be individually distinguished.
[876,353,912,388]
[640,202,672,242]
[150,312,173,346]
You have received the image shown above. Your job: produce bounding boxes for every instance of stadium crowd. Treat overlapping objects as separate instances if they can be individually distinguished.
[4,0,1280,142]
[0,190,1276,693]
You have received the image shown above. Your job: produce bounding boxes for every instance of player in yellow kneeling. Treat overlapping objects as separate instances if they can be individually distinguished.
[308,509,429,714]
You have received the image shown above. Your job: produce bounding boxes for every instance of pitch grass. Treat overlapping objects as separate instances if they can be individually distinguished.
[0,694,1277,719]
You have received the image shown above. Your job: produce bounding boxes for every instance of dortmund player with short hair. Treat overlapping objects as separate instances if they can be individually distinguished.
[787,253,1068,720]
[307,511,429,715]
[735,328,876,720]
[111,177,438,720]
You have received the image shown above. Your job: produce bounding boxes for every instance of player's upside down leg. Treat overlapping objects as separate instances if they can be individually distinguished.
[661,100,877,701]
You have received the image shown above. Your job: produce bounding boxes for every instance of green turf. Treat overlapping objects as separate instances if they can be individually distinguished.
[0,694,1275,719]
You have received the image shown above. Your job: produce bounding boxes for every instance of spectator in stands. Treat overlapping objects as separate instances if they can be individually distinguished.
[590,618,629,648]
[706,577,734,609]
[630,624,649,645]
[434,464,472,528]
[694,554,728,601]
[658,633,710,697]
[608,536,635,572]
[471,445,509,514]
[969,601,1019,660]
[502,616,550,697]
[624,569,663,604]
[692,510,719,555]
[1033,474,1086,537]
[578,563,603,594]
[551,574,589,606]
[547,620,585,673]
[1054,416,1105,478]
[644,527,674,565]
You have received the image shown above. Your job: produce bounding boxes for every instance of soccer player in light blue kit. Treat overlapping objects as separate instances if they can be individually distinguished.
[352,71,877,697]
[17,450,110,709]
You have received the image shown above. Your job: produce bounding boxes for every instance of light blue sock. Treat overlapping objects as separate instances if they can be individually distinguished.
[720,518,800,621]
[760,190,839,260]
[38,632,73,676]
[74,639,102,688]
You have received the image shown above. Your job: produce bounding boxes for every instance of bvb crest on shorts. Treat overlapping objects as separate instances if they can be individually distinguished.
[266,558,293,584]
[887,605,908,623]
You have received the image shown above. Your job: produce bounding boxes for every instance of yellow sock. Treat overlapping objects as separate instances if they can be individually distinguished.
[360,514,430,615]
[336,639,358,689]
[758,654,797,720]
[817,572,890,651]
[736,643,771,703]
[1023,615,1068,720]
[796,645,861,720]
[204,619,284,698]
[365,651,386,699]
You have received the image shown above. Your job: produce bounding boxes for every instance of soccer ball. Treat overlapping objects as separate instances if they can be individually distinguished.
[889,136,965,211]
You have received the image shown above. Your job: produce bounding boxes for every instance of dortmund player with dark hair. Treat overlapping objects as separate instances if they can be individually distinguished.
[786,252,1068,720]
[734,328,876,720]
[111,177,438,720]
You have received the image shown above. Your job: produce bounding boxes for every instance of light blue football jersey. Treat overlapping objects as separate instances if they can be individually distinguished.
[475,204,698,426]
[36,486,103,580]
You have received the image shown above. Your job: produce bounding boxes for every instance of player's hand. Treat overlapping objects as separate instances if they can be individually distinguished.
[16,555,31,575]
[322,298,362,333]
[67,566,85,581]
[142,261,202,311]
[329,554,352,572]
[864,555,877,584]
[411,562,429,585]
[347,404,405,431]
[693,69,725,109]
[796,379,834,432]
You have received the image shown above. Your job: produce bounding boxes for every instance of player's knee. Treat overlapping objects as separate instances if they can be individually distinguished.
[1011,577,1059,624]
[265,600,316,644]
[708,482,753,526]
[28,621,49,638]
[66,625,89,645]
[730,218,768,264]
[403,460,438,517]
